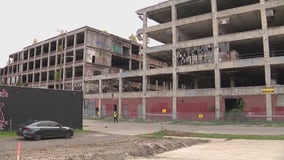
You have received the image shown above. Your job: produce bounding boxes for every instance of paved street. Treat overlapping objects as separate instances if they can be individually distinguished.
[83,119,284,135]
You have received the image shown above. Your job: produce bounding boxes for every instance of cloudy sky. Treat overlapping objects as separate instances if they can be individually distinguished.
[0,0,165,67]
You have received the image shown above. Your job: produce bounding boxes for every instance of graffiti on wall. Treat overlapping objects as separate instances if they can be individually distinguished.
[0,89,9,130]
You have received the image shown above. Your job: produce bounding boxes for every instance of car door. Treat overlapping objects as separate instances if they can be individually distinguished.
[48,121,65,138]
[37,121,52,138]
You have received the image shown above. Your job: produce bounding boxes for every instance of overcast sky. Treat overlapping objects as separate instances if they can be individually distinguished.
[0,0,165,67]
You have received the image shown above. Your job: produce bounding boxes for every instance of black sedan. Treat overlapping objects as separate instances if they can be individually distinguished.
[17,120,74,141]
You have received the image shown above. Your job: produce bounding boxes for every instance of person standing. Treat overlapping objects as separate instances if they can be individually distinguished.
[113,111,118,123]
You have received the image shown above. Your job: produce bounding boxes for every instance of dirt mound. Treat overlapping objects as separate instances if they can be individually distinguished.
[4,136,206,160]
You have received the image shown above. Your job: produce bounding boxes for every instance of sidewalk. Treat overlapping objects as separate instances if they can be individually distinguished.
[83,120,284,160]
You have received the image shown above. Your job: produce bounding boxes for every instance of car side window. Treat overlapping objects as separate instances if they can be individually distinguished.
[49,121,60,127]
[37,122,49,127]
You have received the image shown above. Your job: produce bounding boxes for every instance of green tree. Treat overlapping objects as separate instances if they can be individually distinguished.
[129,34,137,43]
[54,71,60,82]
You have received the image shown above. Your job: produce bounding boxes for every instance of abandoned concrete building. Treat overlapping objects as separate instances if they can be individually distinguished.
[83,0,284,121]
[2,0,284,121]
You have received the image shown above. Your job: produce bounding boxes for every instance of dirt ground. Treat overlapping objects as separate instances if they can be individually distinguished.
[0,134,207,160]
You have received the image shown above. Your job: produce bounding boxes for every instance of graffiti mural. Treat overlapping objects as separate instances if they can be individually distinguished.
[0,89,9,130]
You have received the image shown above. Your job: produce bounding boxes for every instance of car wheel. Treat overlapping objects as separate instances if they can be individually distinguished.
[65,131,72,139]
[33,132,42,141]
[24,137,31,140]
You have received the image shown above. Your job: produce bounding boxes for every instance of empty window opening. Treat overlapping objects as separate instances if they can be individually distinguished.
[28,74,33,83]
[58,38,65,52]
[76,32,85,45]
[271,65,284,85]
[131,44,140,55]
[50,41,57,52]
[12,65,17,73]
[147,29,172,45]
[178,71,215,89]
[177,44,214,66]
[177,20,213,41]
[85,80,99,94]
[43,43,49,54]
[221,67,265,88]
[41,72,47,82]
[218,11,261,35]
[176,0,211,20]
[219,38,263,61]
[217,0,259,11]
[267,6,284,28]
[122,76,142,92]
[24,50,28,60]
[123,46,130,56]
[29,48,35,58]
[102,79,119,93]
[23,63,28,71]
[148,50,172,69]
[34,73,40,82]
[49,70,55,81]
[75,49,84,61]
[42,58,48,68]
[147,74,172,91]
[67,35,75,48]
[111,55,130,72]
[146,6,172,25]
[66,51,74,63]
[22,75,27,83]
[65,67,73,79]
[49,56,56,66]
[75,66,83,78]
[131,60,141,70]
[36,46,41,56]
[35,60,40,69]
[269,34,284,57]
[57,54,63,65]
[28,61,34,70]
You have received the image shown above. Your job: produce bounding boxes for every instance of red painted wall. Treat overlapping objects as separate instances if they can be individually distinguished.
[242,95,266,118]
[101,98,118,117]
[146,97,172,120]
[177,96,215,120]
[272,94,284,120]
[121,98,142,119]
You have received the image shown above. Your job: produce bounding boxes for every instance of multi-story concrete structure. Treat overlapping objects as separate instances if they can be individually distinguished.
[83,0,284,121]
[0,26,166,117]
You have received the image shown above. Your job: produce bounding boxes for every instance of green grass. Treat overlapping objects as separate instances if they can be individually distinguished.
[0,131,17,138]
[74,129,94,134]
[169,119,284,127]
[147,130,284,140]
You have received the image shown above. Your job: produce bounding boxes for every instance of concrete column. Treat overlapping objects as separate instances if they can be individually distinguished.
[119,71,123,118]
[98,98,102,117]
[171,0,177,120]
[72,34,77,90]
[129,46,132,71]
[129,59,132,71]
[260,0,272,121]
[211,0,221,119]
[230,76,235,87]
[194,78,198,89]
[82,30,87,94]
[142,12,148,120]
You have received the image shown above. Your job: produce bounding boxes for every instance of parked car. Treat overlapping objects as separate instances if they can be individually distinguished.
[17,120,74,141]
